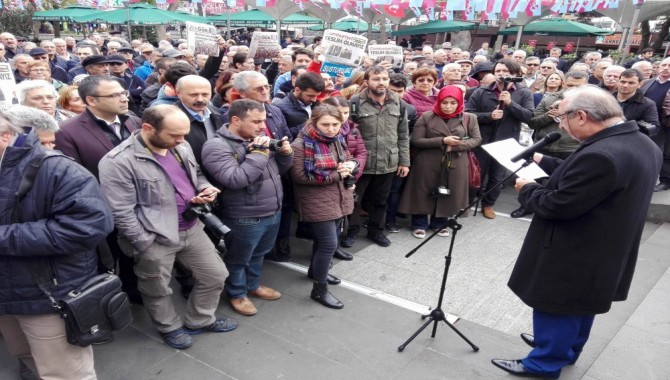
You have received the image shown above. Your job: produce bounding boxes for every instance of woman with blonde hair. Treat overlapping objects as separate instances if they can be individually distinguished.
[57,85,85,115]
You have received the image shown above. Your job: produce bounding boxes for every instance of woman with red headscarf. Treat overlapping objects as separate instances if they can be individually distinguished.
[398,85,482,239]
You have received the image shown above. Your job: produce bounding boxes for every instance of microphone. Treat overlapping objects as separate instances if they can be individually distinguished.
[510,132,561,163]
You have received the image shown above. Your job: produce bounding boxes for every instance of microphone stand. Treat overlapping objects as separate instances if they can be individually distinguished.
[397,155,535,353]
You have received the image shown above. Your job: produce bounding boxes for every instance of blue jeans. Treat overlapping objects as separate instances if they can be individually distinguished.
[386,175,406,224]
[411,214,448,230]
[308,219,340,283]
[222,212,281,298]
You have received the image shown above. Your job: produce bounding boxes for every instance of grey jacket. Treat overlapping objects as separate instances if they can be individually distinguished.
[527,91,580,154]
[350,90,410,175]
[98,131,211,253]
[201,126,293,220]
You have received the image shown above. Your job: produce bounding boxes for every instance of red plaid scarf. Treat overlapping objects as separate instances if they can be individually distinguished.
[302,124,347,183]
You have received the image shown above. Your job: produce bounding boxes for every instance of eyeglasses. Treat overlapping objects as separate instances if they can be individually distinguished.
[252,85,271,93]
[416,78,434,83]
[90,90,129,100]
[552,111,573,124]
[28,95,56,102]
[142,51,153,55]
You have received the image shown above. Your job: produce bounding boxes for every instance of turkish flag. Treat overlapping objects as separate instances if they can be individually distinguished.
[384,4,405,17]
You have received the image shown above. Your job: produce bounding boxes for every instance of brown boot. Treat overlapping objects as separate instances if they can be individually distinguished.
[230,297,257,316]
[482,206,496,219]
[249,285,281,300]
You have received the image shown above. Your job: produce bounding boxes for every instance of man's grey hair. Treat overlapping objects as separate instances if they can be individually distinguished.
[233,71,266,92]
[563,86,624,122]
[603,65,626,75]
[107,41,121,48]
[442,62,461,73]
[565,70,589,81]
[632,61,652,70]
[0,113,23,136]
[52,38,65,45]
[16,80,59,104]
[5,105,59,133]
[570,62,591,72]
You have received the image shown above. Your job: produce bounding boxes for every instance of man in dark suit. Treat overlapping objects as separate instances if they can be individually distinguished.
[55,75,142,302]
[491,86,662,379]
[640,57,670,192]
[173,75,225,166]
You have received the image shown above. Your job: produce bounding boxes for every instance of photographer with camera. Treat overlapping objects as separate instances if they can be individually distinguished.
[398,86,481,239]
[99,105,237,350]
[201,99,293,317]
[466,59,534,219]
[291,104,355,309]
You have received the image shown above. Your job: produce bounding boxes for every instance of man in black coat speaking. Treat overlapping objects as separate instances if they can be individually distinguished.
[491,86,662,379]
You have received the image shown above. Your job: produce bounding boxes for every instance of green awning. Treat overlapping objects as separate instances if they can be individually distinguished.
[282,13,323,25]
[208,9,274,27]
[498,18,614,37]
[33,6,98,22]
[309,19,386,32]
[74,3,210,26]
[391,20,478,37]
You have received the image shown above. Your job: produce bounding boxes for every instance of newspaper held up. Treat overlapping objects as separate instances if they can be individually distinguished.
[320,29,368,78]
[248,32,280,61]
[0,63,17,112]
[186,22,219,57]
[367,45,403,70]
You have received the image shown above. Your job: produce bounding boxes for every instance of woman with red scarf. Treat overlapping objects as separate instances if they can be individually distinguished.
[291,105,355,309]
[402,67,439,117]
[398,85,482,239]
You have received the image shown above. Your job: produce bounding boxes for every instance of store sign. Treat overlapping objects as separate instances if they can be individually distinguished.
[596,33,643,46]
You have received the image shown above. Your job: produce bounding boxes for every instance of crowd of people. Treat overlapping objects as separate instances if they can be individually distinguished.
[0,27,668,379]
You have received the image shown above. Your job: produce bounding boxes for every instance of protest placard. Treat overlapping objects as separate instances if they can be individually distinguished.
[0,63,17,112]
[320,29,367,77]
[248,32,280,61]
[186,22,219,57]
[367,44,403,70]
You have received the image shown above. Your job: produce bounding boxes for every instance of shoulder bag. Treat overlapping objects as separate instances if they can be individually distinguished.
[462,113,481,189]
[14,151,133,347]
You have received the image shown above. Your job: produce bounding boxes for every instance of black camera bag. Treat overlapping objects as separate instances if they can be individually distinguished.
[14,151,133,347]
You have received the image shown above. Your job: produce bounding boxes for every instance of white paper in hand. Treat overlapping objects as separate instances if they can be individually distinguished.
[482,138,549,180]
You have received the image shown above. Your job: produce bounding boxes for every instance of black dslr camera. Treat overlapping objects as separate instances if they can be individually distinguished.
[252,139,283,152]
[343,160,360,189]
[637,120,658,137]
[431,186,451,197]
[183,203,231,253]
[499,76,524,84]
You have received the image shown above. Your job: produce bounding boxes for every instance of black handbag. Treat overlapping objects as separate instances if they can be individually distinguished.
[15,151,133,347]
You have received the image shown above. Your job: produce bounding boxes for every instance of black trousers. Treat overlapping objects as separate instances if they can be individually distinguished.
[350,172,395,234]
[653,126,670,184]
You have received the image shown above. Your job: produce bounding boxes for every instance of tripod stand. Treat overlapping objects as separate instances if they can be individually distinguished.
[397,157,534,353]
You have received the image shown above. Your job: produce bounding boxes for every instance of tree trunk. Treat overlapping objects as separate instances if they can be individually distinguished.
[652,18,670,52]
[53,21,61,38]
[156,0,181,41]
[638,20,651,51]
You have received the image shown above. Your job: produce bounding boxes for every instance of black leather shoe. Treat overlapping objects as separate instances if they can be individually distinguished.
[341,234,356,248]
[307,266,341,285]
[520,333,536,348]
[367,232,391,247]
[491,359,558,379]
[511,207,533,218]
[333,247,353,261]
[654,182,670,192]
[311,282,343,309]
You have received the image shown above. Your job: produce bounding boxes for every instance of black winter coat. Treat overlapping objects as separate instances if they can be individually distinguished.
[0,134,113,315]
[465,82,534,143]
[615,90,660,128]
[509,122,662,315]
[273,92,310,139]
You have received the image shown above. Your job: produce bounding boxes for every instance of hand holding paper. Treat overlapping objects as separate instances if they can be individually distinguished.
[481,138,549,180]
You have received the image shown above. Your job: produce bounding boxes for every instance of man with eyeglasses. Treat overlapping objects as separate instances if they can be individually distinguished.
[514,70,588,219]
[523,57,541,87]
[492,86,661,379]
[55,75,142,302]
[529,59,557,93]
[28,47,69,84]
